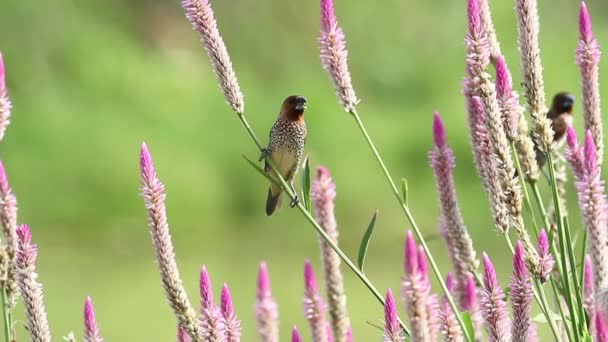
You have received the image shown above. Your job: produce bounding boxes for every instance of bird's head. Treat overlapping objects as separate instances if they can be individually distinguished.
[550,92,575,118]
[282,95,307,120]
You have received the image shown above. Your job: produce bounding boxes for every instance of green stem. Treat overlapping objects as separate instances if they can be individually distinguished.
[564,218,587,335]
[551,279,574,342]
[547,152,581,342]
[236,113,411,335]
[0,287,11,342]
[530,182,565,275]
[349,110,472,342]
[510,141,540,236]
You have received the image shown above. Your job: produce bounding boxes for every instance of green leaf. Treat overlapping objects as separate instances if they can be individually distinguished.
[364,320,384,332]
[242,155,279,186]
[401,178,408,206]
[300,155,312,211]
[533,312,563,323]
[357,210,378,271]
[461,312,476,341]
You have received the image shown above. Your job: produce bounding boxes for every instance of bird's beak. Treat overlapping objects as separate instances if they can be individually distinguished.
[296,102,307,111]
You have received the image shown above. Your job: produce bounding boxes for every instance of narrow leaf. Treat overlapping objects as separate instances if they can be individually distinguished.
[301,155,312,211]
[461,312,476,341]
[243,155,280,186]
[357,210,378,271]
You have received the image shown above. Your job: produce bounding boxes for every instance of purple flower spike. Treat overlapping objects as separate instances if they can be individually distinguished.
[198,266,223,341]
[580,2,594,42]
[221,284,241,342]
[585,255,596,325]
[462,274,478,312]
[433,112,447,148]
[0,51,12,141]
[320,0,337,32]
[416,246,429,282]
[467,0,482,36]
[596,311,608,342]
[584,130,598,172]
[404,231,418,275]
[178,325,192,342]
[537,229,554,283]
[303,261,328,342]
[84,297,103,342]
[291,326,303,342]
[481,253,511,342]
[256,262,279,342]
[383,289,404,342]
[511,242,536,342]
[445,273,455,292]
[494,54,521,141]
[566,126,585,180]
[0,159,19,308]
[200,266,214,309]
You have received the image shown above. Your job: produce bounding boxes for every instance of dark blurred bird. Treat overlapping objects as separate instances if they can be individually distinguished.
[260,95,308,216]
[535,92,575,169]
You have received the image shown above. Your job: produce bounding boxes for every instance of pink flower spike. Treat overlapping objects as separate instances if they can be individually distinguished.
[416,246,429,281]
[584,255,596,324]
[511,242,536,342]
[433,112,447,148]
[495,55,512,98]
[467,0,482,36]
[579,2,594,42]
[567,126,578,149]
[584,130,598,173]
[320,0,337,32]
[256,262,279,342]
[536,229,554,283]
[303,261,328,342]
[84,297,103,342]
[404,231,418,275]
[0,52,10,141]
[140,143,157,184]
[291,326,303,342]
[221,283,241,342]
[494,54,521,140]
[0,52,5,93]
[481,252,511,341]
[462,274,478,312]
[445,273,455,292]
[383,289,404,342]
[596,311,608,341]
[178,325,192,342]
[199,266,214,309]
[345,326,353,342]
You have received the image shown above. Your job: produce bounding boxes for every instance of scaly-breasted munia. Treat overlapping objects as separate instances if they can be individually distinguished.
[535,92,575,168]
[260,95,308,216]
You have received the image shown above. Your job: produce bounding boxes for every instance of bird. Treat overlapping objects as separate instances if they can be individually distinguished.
[259,95,308,216]
[535,92,575,169]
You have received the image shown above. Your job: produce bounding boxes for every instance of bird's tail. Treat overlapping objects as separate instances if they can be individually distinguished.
[265,184,282,216]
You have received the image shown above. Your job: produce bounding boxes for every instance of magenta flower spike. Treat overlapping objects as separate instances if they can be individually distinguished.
[178,325,192,342]
[0,52,12,141]
[140,143,203,341]
[303,261,329,342]
[584,255,596,327]
[404,231,418,276]
[494,55,521,140]
[596,311,608,342]
[181,0,244,114]
[510,242,536,342]
[221,284,241,342]
[536,229,554,283]
[256,262,279,342]
[430,112,478,307]
[383,289,404,342]
[311,166,350,341]
[402,231,431,341]
[291,326,303,342]
[0,159,19,307]
[318,0,358,112]
[577,1,603,165]
[345,326,353,342]
[481,253,511,342]
[566,126,585,180]
[84,297,103,342]
[15,224,51,342]
[439,273,464,342]
[199,267,225,342]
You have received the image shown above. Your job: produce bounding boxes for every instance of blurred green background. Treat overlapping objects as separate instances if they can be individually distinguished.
[0,0,607,339]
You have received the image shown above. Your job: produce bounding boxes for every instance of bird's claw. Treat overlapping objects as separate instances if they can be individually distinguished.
[289,195,299,208]
[259,149,269,162]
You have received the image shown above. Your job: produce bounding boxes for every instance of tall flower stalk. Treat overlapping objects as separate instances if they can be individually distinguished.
[383,289,405,342]
[439,274,464,342]
[0,52,11,141]
[15,224,51,342]
[255,262,279,342]
[199,266,224,341]
[84,297,103,342]
[510,242,536,342]
[402,231,432,341]
[140,144,203,341]
[311,167,349,341]
[220,284,241,342]
[429,112,478,306]
[480,253,510,342]
[303,261,329,342]
[576,1,603,165]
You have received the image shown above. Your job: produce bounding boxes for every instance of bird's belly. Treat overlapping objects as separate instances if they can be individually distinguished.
[270,147,298,180]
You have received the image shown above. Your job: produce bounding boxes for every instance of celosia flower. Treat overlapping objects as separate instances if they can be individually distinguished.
[181,0,244,114]
[318,0,358,112]
[480,253,511,342]
[577,1,603,165]
[220,283,241,342]
[311,166,350,340]
[536,229,554,283]
[402,231,431,341]
[383,289,404,342]
[16,224,51,342]
[84,297,103,342]
[584,255,595,331]
[565,126,585,180]
[292,326,303,342]
[178,325,192,342]
[0,52,12,141]
[303,261,329,342]
[596,311,608,342]
[430,112,479,307]
[140,143,203,341]
[256,262,279,342]
[0,160,19,307]
[439,274,464,342]
[199,266,224,341]
[510,242,536,342]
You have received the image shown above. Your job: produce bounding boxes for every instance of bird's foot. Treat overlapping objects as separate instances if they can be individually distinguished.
[289,194,299,208]
[259,149,269,162]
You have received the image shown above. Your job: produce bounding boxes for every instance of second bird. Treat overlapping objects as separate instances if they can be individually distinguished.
[260,95,308,216]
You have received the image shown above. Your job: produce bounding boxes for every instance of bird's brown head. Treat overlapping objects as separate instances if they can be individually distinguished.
[281,95,307,121]
[549,92,575,119]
